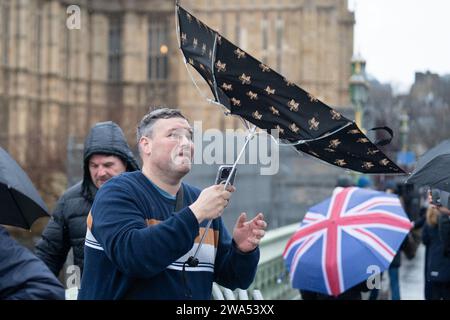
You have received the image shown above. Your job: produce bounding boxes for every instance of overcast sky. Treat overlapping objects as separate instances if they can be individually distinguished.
[348,0,450,93]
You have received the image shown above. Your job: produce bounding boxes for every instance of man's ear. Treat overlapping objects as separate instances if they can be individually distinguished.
[139,136,152,156]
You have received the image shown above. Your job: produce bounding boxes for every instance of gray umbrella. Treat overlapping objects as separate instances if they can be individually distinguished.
[0,147,49,229]
[406,139,450,192]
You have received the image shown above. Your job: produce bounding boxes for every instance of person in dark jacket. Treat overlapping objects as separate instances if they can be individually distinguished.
[35,121,139,278]
[0,226,65,300]
[422,206,450,300]
[437,206,450,257]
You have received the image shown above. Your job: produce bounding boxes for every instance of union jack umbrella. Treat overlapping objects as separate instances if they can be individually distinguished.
[283,187,412,296]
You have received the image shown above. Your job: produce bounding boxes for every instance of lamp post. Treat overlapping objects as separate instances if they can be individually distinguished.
[397,111,414,170]
[349,54,369,133]
[399,112,409,152]
[349,54,370,185]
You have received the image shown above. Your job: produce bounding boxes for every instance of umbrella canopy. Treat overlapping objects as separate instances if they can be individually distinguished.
[283,187,412,296]
[177,5,405,175]
[405,139,450,192]
[0,147,49,229]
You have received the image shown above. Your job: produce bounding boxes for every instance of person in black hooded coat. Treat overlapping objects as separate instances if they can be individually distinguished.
[35,121,139,277]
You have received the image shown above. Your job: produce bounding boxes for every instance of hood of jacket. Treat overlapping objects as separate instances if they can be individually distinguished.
[82,121,140,202]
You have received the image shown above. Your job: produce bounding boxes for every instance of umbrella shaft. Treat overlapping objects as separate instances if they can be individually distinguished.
[191,127,256,261]
[193,219,213,258]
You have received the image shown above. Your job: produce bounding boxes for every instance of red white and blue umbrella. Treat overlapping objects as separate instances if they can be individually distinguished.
[283,187,412,296]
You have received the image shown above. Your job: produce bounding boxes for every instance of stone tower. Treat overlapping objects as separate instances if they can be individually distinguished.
[0,0,354,201]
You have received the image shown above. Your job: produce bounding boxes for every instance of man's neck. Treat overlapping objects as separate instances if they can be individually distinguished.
[142,166,181,196]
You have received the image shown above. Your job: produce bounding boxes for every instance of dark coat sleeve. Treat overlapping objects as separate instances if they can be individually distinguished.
[438,214,450,257]
[0,227,65,300]
[35,195,71,276]
[413,215,426,230]
[422,224,431,246]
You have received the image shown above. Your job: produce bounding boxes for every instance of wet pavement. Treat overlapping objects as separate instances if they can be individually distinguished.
[399,244,425,300]
[360,244,426,300]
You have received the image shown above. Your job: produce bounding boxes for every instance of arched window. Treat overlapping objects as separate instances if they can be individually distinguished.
[108,14,122,82]
[1,0,10,66]
[147,14,169,80]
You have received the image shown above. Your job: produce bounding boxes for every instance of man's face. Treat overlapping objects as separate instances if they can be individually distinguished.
[142,117,194,177]
[88,154,127,189]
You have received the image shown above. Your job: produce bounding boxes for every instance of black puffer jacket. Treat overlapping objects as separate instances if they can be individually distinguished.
[35,121,139,276]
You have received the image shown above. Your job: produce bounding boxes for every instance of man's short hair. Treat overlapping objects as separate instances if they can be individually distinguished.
[136,107,187,143]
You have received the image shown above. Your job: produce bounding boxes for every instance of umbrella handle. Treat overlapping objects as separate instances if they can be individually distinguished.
[187,126,257,265]
[222,126,256,190]
[370,126,394,146]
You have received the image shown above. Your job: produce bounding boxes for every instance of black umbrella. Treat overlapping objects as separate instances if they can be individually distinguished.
[176,4,405,175]
[406,139,450,192]
[0,147,49,229]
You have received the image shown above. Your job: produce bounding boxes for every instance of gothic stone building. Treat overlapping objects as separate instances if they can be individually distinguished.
[0,0,354,203]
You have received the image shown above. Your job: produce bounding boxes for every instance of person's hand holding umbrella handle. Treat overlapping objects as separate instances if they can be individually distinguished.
[189,184,235,223]
[428,188,450,216]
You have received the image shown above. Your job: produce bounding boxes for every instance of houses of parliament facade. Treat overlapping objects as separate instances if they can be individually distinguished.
[0,0,354,197]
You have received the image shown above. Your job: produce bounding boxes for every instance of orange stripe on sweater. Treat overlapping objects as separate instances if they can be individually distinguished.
[146,218,219,247]
[87,212,93,230]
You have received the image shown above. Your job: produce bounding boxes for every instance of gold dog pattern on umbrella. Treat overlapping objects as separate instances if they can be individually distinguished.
[177,5,404,175]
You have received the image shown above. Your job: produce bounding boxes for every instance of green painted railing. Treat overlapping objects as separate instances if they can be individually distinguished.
[249,223,300,300]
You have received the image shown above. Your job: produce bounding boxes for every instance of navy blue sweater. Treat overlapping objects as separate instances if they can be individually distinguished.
[78,171,259,299]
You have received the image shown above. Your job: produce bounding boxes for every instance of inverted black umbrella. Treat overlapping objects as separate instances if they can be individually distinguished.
[406,139,450,192]
[0,147,49,229]
[175,3,405,268]
[176,4,405,175]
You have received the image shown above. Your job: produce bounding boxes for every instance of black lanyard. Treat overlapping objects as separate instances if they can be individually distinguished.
[175,184,184,212]
[176,183,198,298]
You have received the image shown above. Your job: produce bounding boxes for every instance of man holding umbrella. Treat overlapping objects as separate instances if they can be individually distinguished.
[36,121,140,277]
[78,107,267,299]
